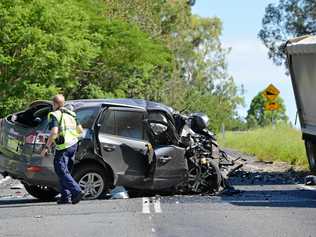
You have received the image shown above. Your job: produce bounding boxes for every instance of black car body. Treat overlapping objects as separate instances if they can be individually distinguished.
[0,99,191,200]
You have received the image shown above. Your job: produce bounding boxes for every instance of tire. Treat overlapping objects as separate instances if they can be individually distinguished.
[73,163,110,200]
[187,158,222,194]
[23,183,59,201]
[206,159,222,192]
[305,140,316,174]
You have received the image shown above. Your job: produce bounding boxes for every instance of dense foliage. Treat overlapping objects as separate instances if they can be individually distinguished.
[0,0,243,131]
[246,92,288,128]
[259,0,316,67]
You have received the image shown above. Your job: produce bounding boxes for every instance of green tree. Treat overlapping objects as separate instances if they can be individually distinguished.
[104,1,244,131]
[0,0,171,117]
[246,92,288,128]
[102,1,245,131]
[259,0,316,67]
[165,16,244,131]
[104,0,194,99]
[0,0,244,132]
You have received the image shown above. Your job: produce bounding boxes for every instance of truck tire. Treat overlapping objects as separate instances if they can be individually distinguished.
[23,183,59,201]
[305,140,316,174]
[73,163,111,200]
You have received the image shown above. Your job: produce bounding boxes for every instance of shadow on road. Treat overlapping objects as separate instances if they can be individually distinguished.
[229,170,309,186]
[0,198,56,208]
[218,167,316,208]
[221,188,316,208]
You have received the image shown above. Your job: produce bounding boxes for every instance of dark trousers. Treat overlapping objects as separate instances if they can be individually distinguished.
[54,143,81,200]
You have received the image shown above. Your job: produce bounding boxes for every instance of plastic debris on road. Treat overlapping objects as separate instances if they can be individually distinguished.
[110,186,129,199]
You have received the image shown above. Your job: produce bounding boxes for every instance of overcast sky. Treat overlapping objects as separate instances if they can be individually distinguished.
[192,0,297,125]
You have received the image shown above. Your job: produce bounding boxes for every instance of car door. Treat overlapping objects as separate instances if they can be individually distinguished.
[147,111,188,189]
[95,106,150,187]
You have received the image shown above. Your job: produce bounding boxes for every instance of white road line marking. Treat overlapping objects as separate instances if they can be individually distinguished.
[298,184,316,191]
[142,197,150,214]
[0,176,10,185]
[153,198,162,213]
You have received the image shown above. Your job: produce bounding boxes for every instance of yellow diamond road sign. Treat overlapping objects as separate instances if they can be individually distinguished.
[265,102,280,111]
[262,84,280,101]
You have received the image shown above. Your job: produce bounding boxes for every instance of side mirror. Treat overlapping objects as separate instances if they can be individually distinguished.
[149,122,168,136]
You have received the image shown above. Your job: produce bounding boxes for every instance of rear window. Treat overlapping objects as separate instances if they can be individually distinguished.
[12,105,51,127]
[11,105,99,129]
[76,107,99,128]
[99,109,145,140]
[116,111,144,140]
[99,110,115,134]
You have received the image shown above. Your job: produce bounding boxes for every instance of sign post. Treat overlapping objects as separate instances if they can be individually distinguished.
[262,84,280,128]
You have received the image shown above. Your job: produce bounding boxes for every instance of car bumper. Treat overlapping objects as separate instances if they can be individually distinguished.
[0,152,58,187]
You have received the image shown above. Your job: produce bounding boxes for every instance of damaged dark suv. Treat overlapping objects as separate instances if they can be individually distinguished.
[0,99,221,200]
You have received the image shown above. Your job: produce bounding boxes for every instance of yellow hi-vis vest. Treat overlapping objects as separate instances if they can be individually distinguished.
[48,108,80,150]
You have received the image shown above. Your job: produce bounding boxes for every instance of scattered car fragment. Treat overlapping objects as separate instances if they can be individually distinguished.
[111,186,129,199]
[305,175,316,186]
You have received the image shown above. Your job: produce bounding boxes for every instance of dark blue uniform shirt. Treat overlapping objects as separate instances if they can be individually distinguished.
[48,116,59,130]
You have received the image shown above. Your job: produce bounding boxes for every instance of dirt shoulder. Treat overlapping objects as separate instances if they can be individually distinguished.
[224,148,310,186]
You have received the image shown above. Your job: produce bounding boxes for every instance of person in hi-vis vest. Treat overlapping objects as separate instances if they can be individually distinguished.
[41,94,83,204]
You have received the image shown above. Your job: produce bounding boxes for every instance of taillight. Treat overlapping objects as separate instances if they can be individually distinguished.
[25,132,47,145]
[36,133,46,144]
[26,165,43,173]
[25,132,36,144]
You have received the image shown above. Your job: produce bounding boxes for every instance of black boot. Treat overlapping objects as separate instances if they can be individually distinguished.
[71,191,84,204]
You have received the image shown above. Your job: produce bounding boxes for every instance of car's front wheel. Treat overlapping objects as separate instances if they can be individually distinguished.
[23,183,59,201]
[73,164,110,200]
[187,158,222,193]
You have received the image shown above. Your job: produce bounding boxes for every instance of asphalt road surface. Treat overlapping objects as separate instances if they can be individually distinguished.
[1,151,316,237]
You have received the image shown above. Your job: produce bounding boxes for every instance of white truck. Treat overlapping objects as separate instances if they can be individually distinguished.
[286,36,316,173]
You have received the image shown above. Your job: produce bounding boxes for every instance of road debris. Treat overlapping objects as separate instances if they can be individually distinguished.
[305,175,316,186]
[111,186,129,199]
[224,149,309,186]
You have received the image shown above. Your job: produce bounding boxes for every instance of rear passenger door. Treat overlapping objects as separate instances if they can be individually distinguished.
[96,107,149,185]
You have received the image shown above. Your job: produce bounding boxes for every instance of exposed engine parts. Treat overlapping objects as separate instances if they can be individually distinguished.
[172,112,242,194]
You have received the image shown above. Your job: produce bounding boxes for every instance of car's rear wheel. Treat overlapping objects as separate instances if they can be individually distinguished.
[73,164,110,200]
[23,183,59,201]
[305,140,316,174]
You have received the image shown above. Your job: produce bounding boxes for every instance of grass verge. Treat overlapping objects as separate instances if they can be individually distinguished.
[218,125,308,169]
